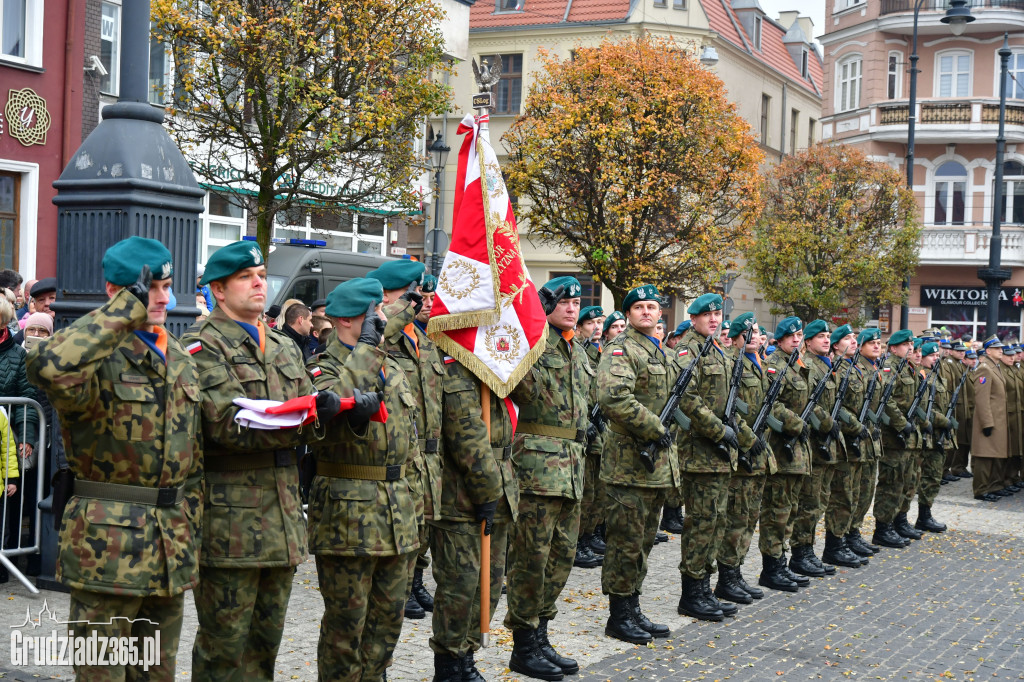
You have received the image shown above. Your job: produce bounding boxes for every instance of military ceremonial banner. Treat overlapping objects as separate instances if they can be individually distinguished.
[427,113,546,399]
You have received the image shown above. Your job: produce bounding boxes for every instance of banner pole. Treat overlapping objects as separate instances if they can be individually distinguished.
[480,384,492,648]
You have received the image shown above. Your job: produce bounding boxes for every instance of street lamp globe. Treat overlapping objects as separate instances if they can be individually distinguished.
[429,135,451,174]
[941,0,975,37]
[699,45,719,67]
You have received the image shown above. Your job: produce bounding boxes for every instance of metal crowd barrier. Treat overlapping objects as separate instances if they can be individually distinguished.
[0,397,47,595]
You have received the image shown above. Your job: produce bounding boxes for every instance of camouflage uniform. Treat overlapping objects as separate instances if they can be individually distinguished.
[897,367,929,516]
[851,356,884,532]
[758,347,811,559]
[429,360,519,659]
[182,305,323,682]
[917,366,953,508]
[674,329,756,580]
[874,355,917,524]
[504,325,589,630]
[307,337,420,682]
[790,355,839,548]
[27,289,203,681]
[823,356,867,538]
[597,327,679,598]
[580,340,606,538]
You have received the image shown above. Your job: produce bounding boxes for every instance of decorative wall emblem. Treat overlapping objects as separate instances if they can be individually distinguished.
[5,88,51,147]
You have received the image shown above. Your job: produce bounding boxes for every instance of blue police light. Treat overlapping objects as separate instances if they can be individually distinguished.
[289,238,327,247]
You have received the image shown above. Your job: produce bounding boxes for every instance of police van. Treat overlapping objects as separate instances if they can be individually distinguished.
[250,237,396,309]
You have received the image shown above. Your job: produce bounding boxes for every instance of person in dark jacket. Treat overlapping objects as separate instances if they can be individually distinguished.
[280,303,314,361]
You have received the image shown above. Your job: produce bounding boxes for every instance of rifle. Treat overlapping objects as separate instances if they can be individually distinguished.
[906,364,939,427]
[587,403,607,443]
[782,353,833,462]
[876,355,908,427]
[936,363,972,448]
[849,353,886,456]
[725,320,756,472]
[750,344,800,450]
[638,333,717,473]
[819,350,861,460]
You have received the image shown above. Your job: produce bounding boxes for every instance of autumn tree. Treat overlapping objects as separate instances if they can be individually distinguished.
[152,0,451,257]
[744,143,921,322]
[502,35,764,308]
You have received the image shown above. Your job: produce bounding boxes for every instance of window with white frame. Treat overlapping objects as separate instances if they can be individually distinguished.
[936,50,972,98]
[1003,51,1024,99]
[753,16,762,52]
[995,160,1024,226]
[836,55,862,112]
[275,208,389,255]
[149,32,173,105]
[1,0,42,66]
[933,161,967,226]
[100,2,120,94]
[201,191,247,262]
[887,51,902,99]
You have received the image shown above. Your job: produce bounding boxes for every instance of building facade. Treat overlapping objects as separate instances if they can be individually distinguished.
[428,0,823,327]
[821,0,1024,340]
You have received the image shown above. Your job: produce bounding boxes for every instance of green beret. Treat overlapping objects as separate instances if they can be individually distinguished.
[602,310,625,333]
[913,338,923,350]
[673,320,692,337]
[325,277,384,318]
[759,325,768,335]
[200,240,265,285]
[622,284,660,312]
[687,293,724,315]
[857,328,881,346]
[830,324,853,347]
[103,236,173,286]
[420,274,438,293]
[542,275,582,299]
[367,259,426,291]
[727,312,756,339]
[804,319,830,339]
[920,341,939,357]
[774,316,802,339]
[579,305,603,323]
[887,329,914,346]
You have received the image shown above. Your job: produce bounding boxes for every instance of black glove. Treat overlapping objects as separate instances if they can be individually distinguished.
[720,424,739,451]
[800,422,811,443]
[399,281,424,315]
[475,499,498,536]
[126,264,152,307]
[586,423,599,445]
[858,426,870,441]
[358,303,387,346]
[900,422,915,438]
[347,389,381,426]
[829,422,841,441]
[655,429,674,450]
[983,426,994,437]
[315,390,342,418]
[872,427,881,441]
[745,437,765,460]
[538,285,566,315]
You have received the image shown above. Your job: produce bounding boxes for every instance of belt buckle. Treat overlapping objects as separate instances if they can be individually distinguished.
[424,438,439,454]
[274,450,293,467]
[385,465,402,481]
[502,445,512,460]
[575,428,586,443]
[155,487,178,507]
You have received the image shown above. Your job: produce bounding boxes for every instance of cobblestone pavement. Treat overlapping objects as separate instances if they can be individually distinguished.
[2,476,1022,681]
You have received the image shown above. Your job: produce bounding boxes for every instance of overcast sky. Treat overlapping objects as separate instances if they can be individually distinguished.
[757,0,827,42]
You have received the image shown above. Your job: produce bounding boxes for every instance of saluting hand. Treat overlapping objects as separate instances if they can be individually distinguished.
[358,303,387,347]
[126,265,152,307]
[538,285,565,316]
[399,281,424,315]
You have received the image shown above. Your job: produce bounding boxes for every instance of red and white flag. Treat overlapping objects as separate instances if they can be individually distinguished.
[427,113,546,399]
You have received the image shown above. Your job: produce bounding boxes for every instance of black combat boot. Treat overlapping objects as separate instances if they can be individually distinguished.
[537,618,579,675]
[845,530,877,556]
[808,548,836,575]
[733,564,763,599]
[630,593,670,637]
[463,650,486,682]
[605,595,652,644]
[714,563,753,604]
[872,520,908,548]
[788,545,825,578]
[655,531,669,544]
[822,532,863,568]
[702,574,737,617]
[677,575,724,622]
[894,512,923,540]
[660,505,685,533]
[758,554,798,593]
[433,653,463,682]
[412,567,434,611]
[405,589,425,619]
[914,504,946,532]
[780,552,811,585]
[573,538,602,569]
[590,525,606,554]
[509,629,564,681]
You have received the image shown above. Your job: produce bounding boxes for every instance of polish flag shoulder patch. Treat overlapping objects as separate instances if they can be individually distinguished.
[767,367,777,374]
[443,356,457,365]
[186,341,202,355]
[611,349,624,356]
[310,366,323,378]
[883,367,892,372]
[677,349,689,356]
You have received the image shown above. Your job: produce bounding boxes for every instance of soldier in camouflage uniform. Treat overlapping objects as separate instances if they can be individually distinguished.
[913,342,952,533]
[872,329,917,549]
[576,304,606,567]
[674,294,756,622]
[307,277,420,681]
[602,311,626,343]
[27,237,203,681]
[893,339,928,542]
[505,276,590,681]
[597,284,678,645]
[368,259,442,620]
[758,317,812,593]
[848,328,885,556]
[715,313,777,605]
[183,242,333,681]
[428,357,519,682]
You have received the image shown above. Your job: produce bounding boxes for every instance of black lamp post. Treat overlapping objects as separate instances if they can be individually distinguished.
[900,0,975,329]
[427,134,451,275]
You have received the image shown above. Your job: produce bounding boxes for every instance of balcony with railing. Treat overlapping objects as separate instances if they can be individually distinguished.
[828,98,1024,143]
[878,0,1024,33]
[919,225,1024,267]
[882,0,1024,13]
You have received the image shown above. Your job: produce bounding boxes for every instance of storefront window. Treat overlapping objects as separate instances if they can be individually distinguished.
[201,191,247,262]
[930,303,1023,342]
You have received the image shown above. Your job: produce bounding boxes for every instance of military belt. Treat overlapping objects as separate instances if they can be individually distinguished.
[516,423,586,443]
[74,480,185,508]
[417,438,440,454]
[205,449,297,472]
[317,462,406,481]
[492,445,513,460]
[608,423,632,437]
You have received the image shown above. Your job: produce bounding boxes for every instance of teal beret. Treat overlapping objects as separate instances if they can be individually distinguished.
[103,236,173,286]
[857,328,881,346]
[687,293,724,315]
[913,338,923,350]
[775,316,802,339]
[200,241,265,285]
[367,259,426,291]
[759,325,768,335]
[921,342,939,357]
[830,324,853,347]
[420,274,438,293]
[579,305,603,323]
[542,276,582,299]
[325,278,384,318]
[622,285,660,312]
[602,310,625,333]
[727,312,756,339]
[673,320,692,337]
[804,319,830,339]
[887,329,914,346]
